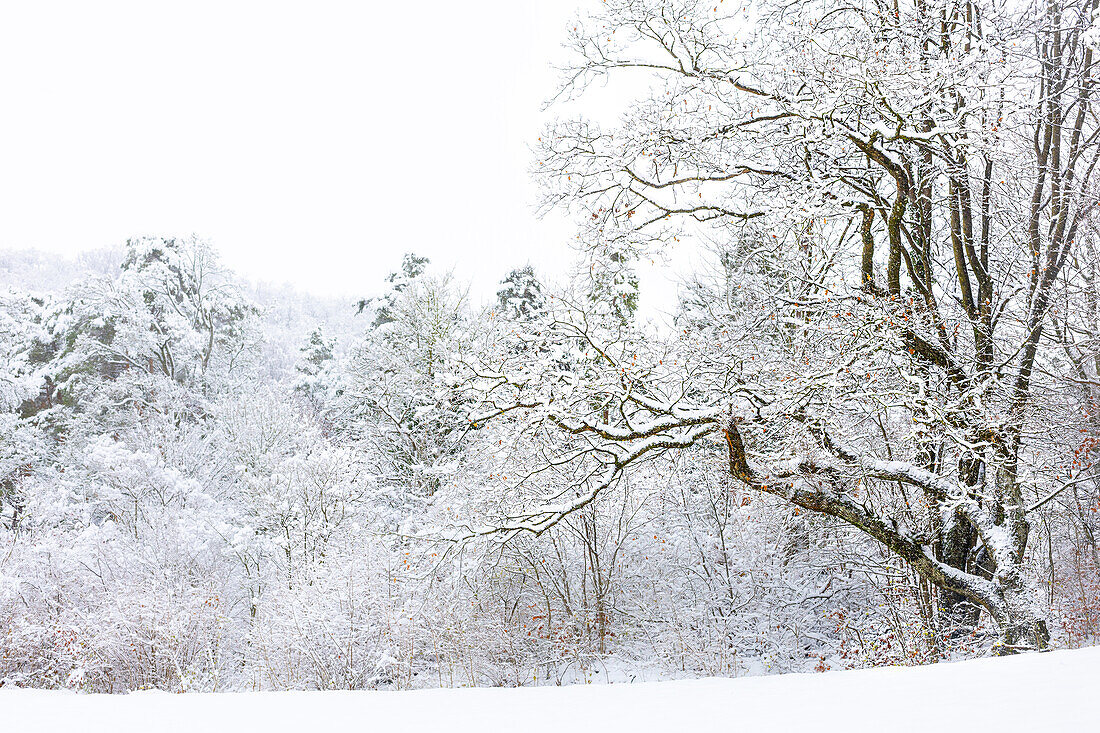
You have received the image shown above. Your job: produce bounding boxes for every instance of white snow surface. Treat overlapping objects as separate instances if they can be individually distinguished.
[4,645,1097,732]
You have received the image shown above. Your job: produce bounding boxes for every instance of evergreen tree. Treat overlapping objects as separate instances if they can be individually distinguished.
[495,265,545,321]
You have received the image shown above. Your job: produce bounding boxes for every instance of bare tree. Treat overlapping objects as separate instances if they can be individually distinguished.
[468,0,1100,652]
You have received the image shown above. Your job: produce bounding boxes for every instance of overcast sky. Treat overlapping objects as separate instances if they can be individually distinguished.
[0,1,689,309]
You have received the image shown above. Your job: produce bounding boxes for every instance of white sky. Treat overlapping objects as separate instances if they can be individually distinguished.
[0,1,687,311]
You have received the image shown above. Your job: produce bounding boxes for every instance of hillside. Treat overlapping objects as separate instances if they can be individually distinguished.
[4,646,1096,733]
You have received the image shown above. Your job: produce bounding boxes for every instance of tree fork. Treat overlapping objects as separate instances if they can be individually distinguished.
[723,417,1048,652]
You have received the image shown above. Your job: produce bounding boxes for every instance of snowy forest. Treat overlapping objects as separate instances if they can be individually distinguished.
[3,0,1100,694]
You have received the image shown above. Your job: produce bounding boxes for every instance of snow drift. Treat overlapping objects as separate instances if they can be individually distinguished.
[3,645,1096,733]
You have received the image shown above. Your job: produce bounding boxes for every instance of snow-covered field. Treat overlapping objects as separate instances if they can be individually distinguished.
[4,646,1096,733]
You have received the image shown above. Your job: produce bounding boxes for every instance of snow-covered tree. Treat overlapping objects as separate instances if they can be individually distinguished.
[470,0,1100,653]
[293,325,338,408]
[496,266,546,321]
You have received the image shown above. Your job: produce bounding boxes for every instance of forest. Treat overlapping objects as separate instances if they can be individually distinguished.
[2,0,1100,692]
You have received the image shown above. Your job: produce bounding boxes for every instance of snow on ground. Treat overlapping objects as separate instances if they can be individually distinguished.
[4,646,1097,732]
